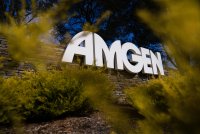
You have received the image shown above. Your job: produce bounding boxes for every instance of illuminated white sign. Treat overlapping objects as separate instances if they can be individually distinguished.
[62,31,164,75]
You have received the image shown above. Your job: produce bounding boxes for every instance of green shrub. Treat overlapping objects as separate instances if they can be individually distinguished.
[0,67,115,125]
[18,71,91,122]
[0,68,96,124]
[0,77,22,125]
[0,66,125,134]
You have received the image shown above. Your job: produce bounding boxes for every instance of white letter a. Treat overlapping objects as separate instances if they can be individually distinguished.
[62,31,94,65]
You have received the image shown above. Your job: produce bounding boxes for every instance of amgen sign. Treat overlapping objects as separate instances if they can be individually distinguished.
[62,31,164,75]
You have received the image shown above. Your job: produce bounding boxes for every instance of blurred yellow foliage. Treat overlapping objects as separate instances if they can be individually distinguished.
[0,13,58,65]
[126,0,200,133]
[138,0,200,70]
